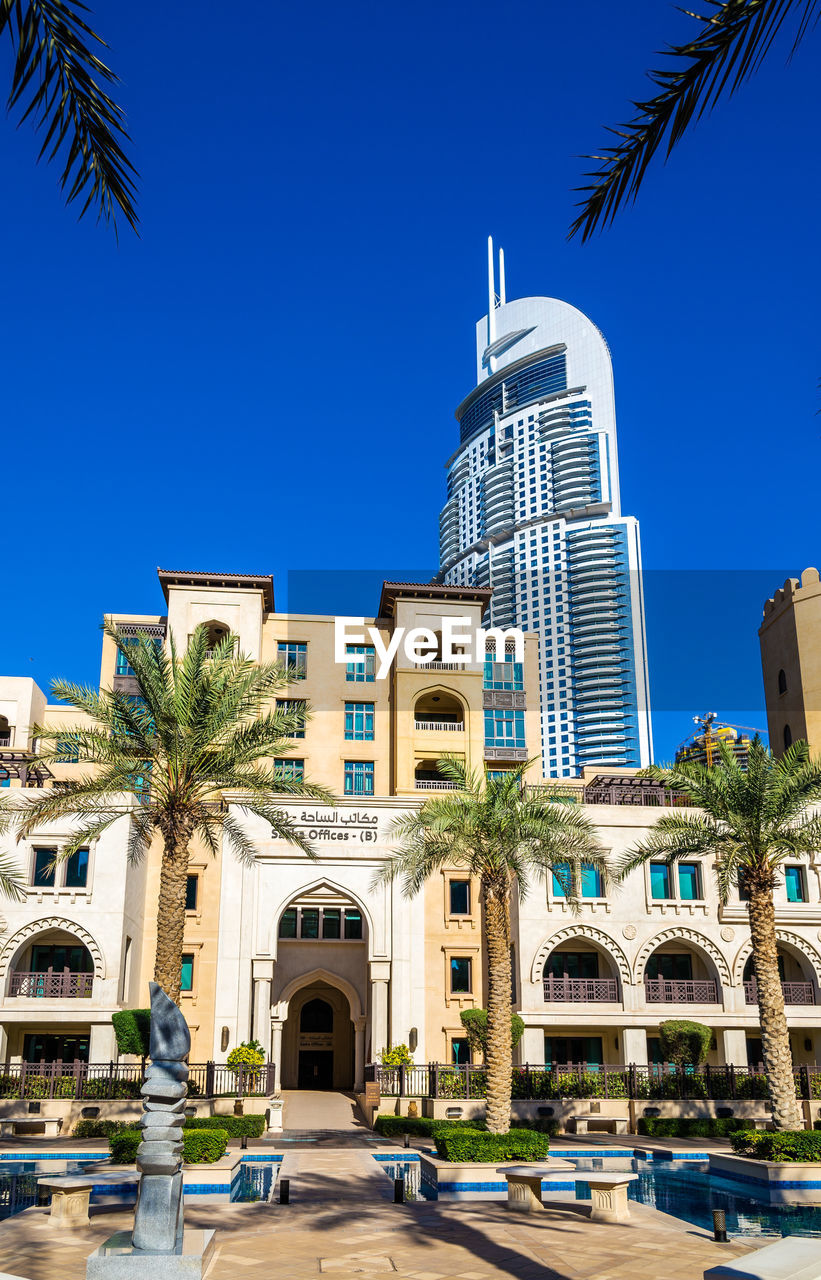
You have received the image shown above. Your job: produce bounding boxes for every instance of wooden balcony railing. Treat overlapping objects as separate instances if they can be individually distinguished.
[644,978,718,1004]
[414,720,465,732]
[744,980,815,1006]
[543,977,619,1003]
[9,969,93,998]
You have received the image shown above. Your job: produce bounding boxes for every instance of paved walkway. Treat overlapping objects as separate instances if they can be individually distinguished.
[281,1089,371,1135]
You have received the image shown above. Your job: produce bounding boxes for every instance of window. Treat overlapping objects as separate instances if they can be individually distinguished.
[300,908,320,939]
[544,1035,602,1067]
[322,908,341,939]
[646,953,692,981]
[277,642,307,680]
[31,943,93,973]
[450,957,472,993]
[180,953,194,992]
[57,737,80,764]
[678,863,702,900]
[346,646,375,682]
[115,636,139,677]
[784,724,792,750]
[274,758,304,783]
[484,708,526,748]
[650,863,671,899]
[449,880,470,915]
[785,865,808,903]
[777,669,787,695]
[278,908,298,938]
[344,910,363,939]
[581,865,603,897]
[451,1037,470,1064]
[552,862,570,897]
[345,702,374,741]
[344,760,374,796]
[33,848,56,888]
[546,951,599,980]
[276,700,306,738]
[483,654,524,691]
[64,847,89,889]
[185,875,198,911]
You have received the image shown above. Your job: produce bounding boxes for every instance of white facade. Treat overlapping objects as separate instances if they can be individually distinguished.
[439,242,653,777]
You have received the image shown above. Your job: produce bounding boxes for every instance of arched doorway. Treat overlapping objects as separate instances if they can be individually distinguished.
[281,982,354,1090]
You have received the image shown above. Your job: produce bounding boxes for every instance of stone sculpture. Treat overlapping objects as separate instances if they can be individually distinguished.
[131,980,191,1253]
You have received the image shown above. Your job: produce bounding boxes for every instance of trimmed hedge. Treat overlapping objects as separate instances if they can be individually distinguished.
[186,1115,266,1138]
[373,1116,481,1138]
[637,1117,753,1138]
[730,1130,821,1162]
[110,1128,228,1165]
[434,1127,550,1163]
[510,1118,560,1138]
[74,1119,138,1139]
[111,1009,151,1057]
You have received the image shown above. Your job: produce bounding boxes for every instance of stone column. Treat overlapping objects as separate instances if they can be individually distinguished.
[89,1021,118,1062]
[722,1028,748,1066]
[270,1020,284,1092]
[369,962,391,1059]
[354,1016,367,1092]
[251,959,274,1058]
[621,1027,648,1067]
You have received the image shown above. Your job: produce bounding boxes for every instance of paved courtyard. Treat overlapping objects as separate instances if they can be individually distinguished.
[0,1133,756,1280]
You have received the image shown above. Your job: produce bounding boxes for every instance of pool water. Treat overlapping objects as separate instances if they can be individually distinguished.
[567,1157,821,1239]
[375,1158,429,1201]
[0,1160,91,1220]
[231,1162,279,1203]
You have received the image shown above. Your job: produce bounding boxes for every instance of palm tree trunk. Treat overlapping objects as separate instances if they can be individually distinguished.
[154,817,194,1005]
[747,885,803,1130]
[482,871,512,1134]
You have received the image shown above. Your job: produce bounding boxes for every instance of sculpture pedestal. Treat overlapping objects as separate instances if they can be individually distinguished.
[86,1229,216,1279]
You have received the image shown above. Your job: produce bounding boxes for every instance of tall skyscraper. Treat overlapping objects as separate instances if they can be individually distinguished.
[439,240,652,778]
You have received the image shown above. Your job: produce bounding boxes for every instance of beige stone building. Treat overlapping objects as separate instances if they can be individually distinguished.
[760,567,821,756]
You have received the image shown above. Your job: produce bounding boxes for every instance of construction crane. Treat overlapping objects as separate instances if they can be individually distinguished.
[675,713,767,769]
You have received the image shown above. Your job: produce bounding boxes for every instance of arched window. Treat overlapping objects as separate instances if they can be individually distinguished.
[203,621,231,654]
[777,669,787,695]
[784,724,792,749]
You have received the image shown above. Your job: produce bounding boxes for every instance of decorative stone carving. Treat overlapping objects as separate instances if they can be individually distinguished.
[732,930,821,987]
[530,925,631,984]
[622,925,637,940]
[720,927,735,942]
[131,981,191,1254]
[633,926,732,985]
[0,916,104,978]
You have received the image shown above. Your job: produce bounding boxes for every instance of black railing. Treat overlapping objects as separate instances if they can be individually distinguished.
[0,1060,276,1100]
[370,1061,821,1102]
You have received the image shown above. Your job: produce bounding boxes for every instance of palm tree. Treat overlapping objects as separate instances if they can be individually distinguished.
[2,1,137,230]
[569,0,818,240]
[619,737,821,1129]
[376,758,606,1133]
[6,623,328,1003]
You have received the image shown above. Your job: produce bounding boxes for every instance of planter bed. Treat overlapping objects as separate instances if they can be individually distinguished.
[709,1152,821,1204]
[419,1152,576,1200]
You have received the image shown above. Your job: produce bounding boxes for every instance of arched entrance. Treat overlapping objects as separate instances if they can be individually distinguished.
[281,981,354,1090]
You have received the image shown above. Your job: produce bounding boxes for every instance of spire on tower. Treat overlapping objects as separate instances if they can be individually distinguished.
[487,235,497,345]
[499,246,506,305]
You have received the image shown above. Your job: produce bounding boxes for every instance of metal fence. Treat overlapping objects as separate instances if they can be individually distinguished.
[369,1061,821,1101]
[0,1059,276,1100]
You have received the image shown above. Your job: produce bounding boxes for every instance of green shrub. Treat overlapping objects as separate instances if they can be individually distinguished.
[74,1119,138,1139]
[110,1128,229,1165]
[111,1009,151,1057]
[637,1117,751,1138]
[226,1041,265,1070]
[379,1045,414,1067]
[509,1117,560,1137]
[81,1077,142,1100]
[434,1127,550,1163]
[658,1021,713,1069]
[730,1130,821,1162]
[459,1008,525,1056]
[186,1114,265,1138]
[0,1074,20,1099]
[373,1116,480,1138]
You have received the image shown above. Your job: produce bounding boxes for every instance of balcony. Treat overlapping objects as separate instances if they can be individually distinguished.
[414,720,464,732]
[543,977,618,1003]
[415,780,459,791]
[644,978,718,1004]
[9,969,94,998]
[744,980,815,1006]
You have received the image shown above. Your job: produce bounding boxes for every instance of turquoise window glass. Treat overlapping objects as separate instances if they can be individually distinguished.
[345,647,375,682]
[344,702,374,741]
[785,865,807,902]
[581,864,602,897]
[678,863,701,900]
[344,760,374,795]
[552,861,570,897]
[277,642,307,679]
[33,848,56,887]
[650,863,671,899]
[64,847,89,889]
[180,954,194,992]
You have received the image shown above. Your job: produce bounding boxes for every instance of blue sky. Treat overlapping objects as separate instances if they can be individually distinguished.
[1,0,818,762]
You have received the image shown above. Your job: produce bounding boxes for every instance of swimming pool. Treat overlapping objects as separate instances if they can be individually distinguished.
[375,1152,821,1237]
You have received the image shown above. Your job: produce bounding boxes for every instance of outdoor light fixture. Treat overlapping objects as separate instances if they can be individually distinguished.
[712,1209,728,1242]
[221,1027,229,1052]
[409,1028,418,1052]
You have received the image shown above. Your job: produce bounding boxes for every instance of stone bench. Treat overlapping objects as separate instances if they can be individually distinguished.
[579,1171,638,1223]
[0,1117,62,1139]
[703,1236,821,1279]
[568,1115,629,1135]
[37,1176,95,1228]
[502,1160,577,1213]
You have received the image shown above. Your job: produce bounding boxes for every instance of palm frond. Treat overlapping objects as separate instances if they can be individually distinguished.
[1,0,138,232]
[569,0,819,240]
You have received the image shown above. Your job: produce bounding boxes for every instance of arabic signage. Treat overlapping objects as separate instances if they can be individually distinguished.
[274,808,383,845]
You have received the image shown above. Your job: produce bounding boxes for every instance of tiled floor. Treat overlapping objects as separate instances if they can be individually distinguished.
[0,1140,756,1280]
